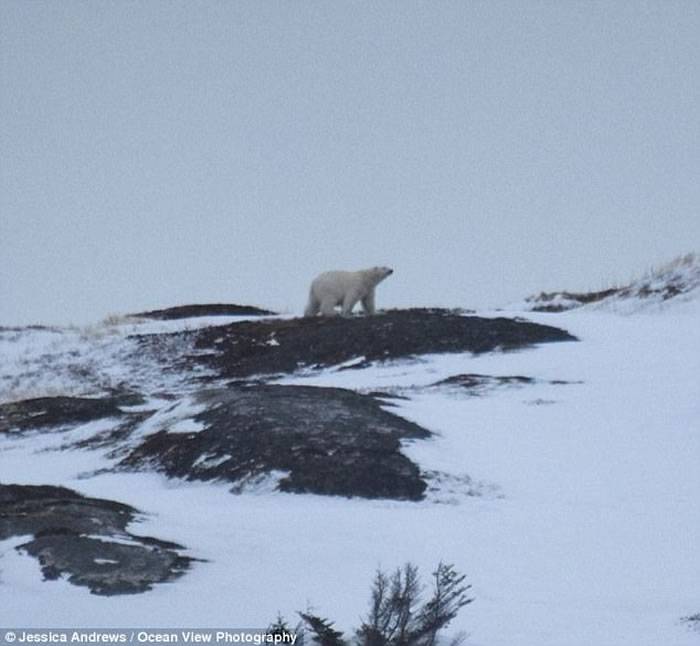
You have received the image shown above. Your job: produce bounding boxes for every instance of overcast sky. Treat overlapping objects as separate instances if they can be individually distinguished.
[2,1,699,326]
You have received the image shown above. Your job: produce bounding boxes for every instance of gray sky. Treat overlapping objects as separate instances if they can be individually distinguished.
[2,1,699,326]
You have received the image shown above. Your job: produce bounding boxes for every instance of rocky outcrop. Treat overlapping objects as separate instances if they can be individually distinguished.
[434,374,535,388]
[0,393,143,434]
[0,484,192,595]
[431,374,580,389]
[137,308,576,381]
[524,288,619,313]
[131,303,276,319]
[119,385,431,501]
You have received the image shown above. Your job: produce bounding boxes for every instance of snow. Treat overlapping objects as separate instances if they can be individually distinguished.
[131,397,209,438]
[0,314,279,404]
[1,304,699,645]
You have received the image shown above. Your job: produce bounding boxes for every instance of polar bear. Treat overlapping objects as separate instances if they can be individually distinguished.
[304,266,394,317]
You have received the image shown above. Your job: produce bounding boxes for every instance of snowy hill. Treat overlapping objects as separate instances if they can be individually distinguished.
[1,300,699,645]
[518,252,700,314]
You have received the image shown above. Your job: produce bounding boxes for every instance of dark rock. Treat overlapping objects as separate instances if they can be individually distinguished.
[0,324,58,332]
[132,303,276,320]
[137,308,576,381]
[0,394,141,434]
[431,374,582,392]
[0,484,193,595]
[119,384,431,501]
[435,374,535,389]
[19,534,191,596]
[366,391,411,404]
[527,288,619,312]
[0,484,133,539]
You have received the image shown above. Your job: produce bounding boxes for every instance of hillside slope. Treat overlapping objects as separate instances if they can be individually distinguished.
[1,301,698,646]
[519,252,700,314]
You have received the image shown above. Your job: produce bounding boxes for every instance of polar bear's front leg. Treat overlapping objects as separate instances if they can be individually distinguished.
[341,289,362,316]
[361,291,375,315]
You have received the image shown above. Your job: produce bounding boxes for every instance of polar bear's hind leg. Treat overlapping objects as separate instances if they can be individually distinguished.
[320,297,339,316]
[342,289,363,316]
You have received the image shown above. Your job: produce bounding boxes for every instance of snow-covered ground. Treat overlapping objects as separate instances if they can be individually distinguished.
[1,300,699,645]
[0,315,268,404]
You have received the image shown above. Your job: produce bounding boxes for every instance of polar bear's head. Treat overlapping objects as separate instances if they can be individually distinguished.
[367,266,394,285]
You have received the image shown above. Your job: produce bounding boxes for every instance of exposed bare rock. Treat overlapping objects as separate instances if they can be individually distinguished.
[0,393,142,434]
[131,303,276,320]
[0,484,192,595]
[136,308,576,381]
[119,385,431,501]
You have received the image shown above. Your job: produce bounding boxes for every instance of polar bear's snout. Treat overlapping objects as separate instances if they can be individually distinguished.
[304,266,394,317]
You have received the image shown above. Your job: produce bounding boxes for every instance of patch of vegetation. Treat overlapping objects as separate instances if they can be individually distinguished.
[271,563,473,646]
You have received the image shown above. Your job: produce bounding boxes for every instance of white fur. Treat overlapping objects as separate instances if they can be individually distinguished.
[304,266,393,317]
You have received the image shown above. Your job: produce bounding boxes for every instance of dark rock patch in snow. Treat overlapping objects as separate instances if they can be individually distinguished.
[525,288,619,312]
[435,374,535,388]
[0,324,58,332]
[431,374,582,393]
[365,391,411,405]
[131,303,276,320]
[682,614,700,632]
[138,308,576,381]
[0,484,192,595]
[1,385,431,501]
[119,384,430,501]
[0,393,143,434]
